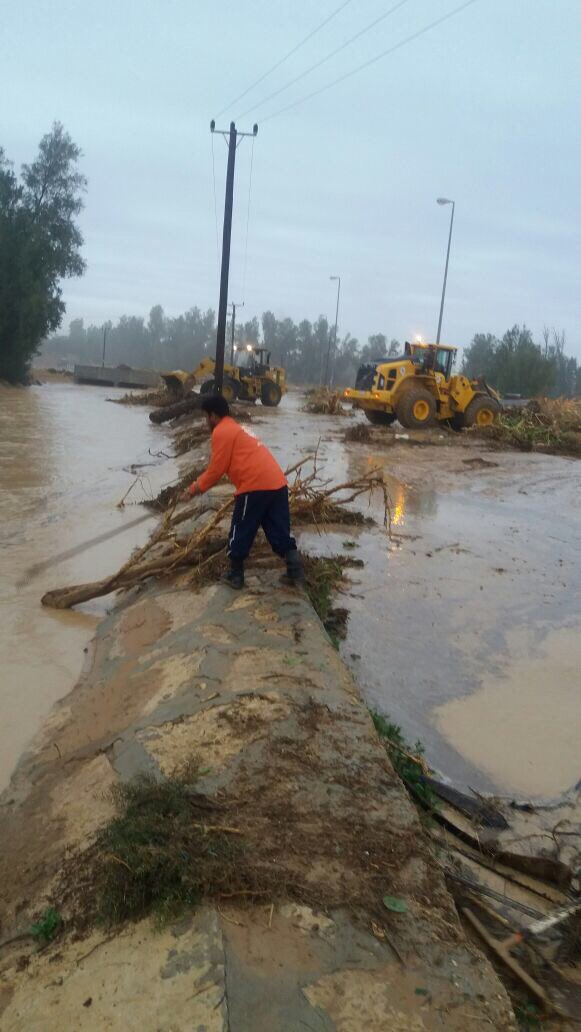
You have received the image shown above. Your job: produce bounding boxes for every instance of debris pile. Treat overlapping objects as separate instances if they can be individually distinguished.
[479,397,581,456]
[149,392,209,424]
[302,387,347,416]
[171,404,254,454]
[373,712,581,1024]
[111,386,174,408]
[173,421,209,455]
[41,455,387,610]
[143,463,207,512]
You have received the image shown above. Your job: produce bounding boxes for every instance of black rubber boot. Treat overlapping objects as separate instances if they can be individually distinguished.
[281,548,305,585]
[222,559,244,590]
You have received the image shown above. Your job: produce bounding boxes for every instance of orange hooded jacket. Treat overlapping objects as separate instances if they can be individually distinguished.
[188,416,287,496]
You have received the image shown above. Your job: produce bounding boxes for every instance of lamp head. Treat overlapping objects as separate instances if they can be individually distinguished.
[437,197,453,206]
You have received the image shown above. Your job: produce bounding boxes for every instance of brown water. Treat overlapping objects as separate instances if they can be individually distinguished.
[2,385,579,801]
[0,383,176,790]
[263,393,581,800]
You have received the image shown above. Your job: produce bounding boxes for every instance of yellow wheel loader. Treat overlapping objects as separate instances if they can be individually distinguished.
[161,348,286,407]
[343,342,501,430]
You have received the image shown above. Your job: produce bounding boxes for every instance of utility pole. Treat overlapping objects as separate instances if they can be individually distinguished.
[228,301,244,365]
[101,325,107,369]
[210,120,258,393]
[325,276,341,386]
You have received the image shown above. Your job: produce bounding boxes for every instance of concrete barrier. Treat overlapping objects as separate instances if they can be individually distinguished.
[74,364,161,389]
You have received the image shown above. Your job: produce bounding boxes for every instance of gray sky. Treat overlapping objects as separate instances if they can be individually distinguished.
[3,0,581,356]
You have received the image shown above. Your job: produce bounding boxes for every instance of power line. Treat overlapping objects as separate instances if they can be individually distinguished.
[261,0,480,123]
[236,0,411,120]
[215,0,355,118]
[241,136,256,303]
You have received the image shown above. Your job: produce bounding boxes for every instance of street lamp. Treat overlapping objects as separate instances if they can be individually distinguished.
[324,275,341,387]
[101,324,107,369]
[435,197,455,345]
[228,301,244,364]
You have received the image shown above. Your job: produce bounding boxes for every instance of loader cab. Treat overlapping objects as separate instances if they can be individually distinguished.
[406,342,456,381]
[235,345,271,374]
[251,348,272,375]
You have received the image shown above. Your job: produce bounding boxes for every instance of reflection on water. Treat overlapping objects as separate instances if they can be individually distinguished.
[344,450,438,527]
[0,383,176,791]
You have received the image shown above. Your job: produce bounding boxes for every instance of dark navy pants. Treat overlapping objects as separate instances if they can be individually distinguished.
[227,486,296,562]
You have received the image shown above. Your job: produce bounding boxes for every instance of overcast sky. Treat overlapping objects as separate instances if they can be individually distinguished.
[2,0,580,356]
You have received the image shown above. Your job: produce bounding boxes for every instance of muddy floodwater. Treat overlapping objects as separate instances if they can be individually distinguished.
[2,385,580,803]
[0,383,176,791]
[263,394,581,801]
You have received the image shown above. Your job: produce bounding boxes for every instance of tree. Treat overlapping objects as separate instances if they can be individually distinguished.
[462,333,498,381]
[463,326,562,396]
[367,333,387,356]
[333,332,360,386]
[243,317,260,344]
[0,123,86,382]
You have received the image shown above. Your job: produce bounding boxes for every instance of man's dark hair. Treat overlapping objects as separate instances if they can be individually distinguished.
[201,394,230,419]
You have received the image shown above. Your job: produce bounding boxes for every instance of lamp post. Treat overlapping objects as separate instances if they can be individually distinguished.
[228,301,244,365]
[435,198,455,345]
[101,325,107,368]
[325,275,341,386]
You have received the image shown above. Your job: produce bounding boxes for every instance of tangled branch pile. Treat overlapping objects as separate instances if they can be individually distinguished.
[173,422,209,455]
[111,386,174,407]
[479,398,581,456]
[302,388,347,416]
[172,405,255,455]
[143,463,206,512]
[42,455,388,610]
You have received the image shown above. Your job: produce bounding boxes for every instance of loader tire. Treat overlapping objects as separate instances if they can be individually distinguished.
[199,378,239,403]
[261,381,282,407]
[396,387,436,429]
[223,377,240,403]
[464,395,500,428]
[364,410,396,426]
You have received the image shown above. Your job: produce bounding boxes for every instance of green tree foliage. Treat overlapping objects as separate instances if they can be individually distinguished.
[462,324,577,396]
[44,306,215,371]
[42,305,578,396]
[0,124,86,382]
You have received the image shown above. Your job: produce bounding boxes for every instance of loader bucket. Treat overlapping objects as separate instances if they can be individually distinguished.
[161,371,190,397]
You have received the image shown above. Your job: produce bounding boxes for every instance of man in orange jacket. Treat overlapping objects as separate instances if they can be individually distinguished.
[184,394,304,590]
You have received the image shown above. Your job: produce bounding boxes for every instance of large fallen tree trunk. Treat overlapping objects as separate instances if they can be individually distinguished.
[149,394,203,424]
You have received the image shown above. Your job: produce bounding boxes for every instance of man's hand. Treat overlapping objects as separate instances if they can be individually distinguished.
[180,484,200,504]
